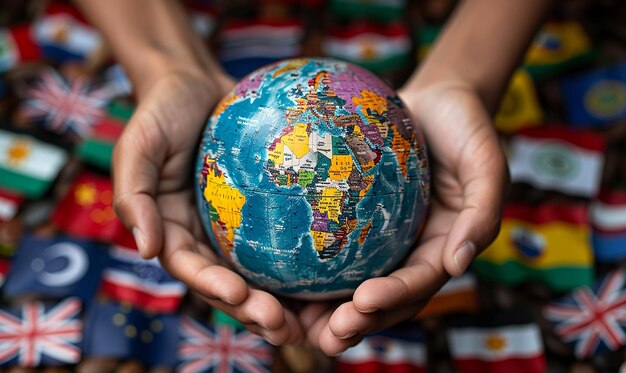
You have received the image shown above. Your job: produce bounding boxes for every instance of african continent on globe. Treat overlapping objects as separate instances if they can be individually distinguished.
[195,58,430,300]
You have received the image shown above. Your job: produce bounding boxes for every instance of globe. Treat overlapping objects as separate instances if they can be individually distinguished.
[195,58,430,300]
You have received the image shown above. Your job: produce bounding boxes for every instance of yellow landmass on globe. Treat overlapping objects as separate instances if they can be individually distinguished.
[391,127,412,178]
[329,154,354,180]
[282,123,310,158]
[317,188,342,223]
[352,89,388,118]
[203,163,246,244]
[268,141,285,165]
[212,93,239,120]
[273,59,307,78]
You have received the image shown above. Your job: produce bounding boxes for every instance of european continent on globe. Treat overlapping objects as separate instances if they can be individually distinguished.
[196,58,430,299]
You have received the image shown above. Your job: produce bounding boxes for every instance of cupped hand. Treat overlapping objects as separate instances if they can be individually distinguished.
[301,81,509,355]
[112,65,303,345]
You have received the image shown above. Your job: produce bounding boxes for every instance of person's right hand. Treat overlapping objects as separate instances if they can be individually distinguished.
[112,64,304,345]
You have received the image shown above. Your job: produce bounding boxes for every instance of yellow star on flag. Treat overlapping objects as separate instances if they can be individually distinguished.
[74,183,97,206]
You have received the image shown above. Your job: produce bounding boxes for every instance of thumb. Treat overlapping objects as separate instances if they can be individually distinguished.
[112,112,166,259]
[441,136,509,277]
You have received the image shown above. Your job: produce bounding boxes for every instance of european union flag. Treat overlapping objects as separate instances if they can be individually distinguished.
[561,61,626,128]
[82,299,179,368]
[3,234,108,300]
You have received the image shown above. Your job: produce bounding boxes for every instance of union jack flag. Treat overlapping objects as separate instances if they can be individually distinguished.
[178,315,273,373]
[543,269,626,359]
[21,69,111,138]
[0,297,83,367]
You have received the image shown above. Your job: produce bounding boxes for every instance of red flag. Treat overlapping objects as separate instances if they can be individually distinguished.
[0,188,23,223]
[52,171,136,248]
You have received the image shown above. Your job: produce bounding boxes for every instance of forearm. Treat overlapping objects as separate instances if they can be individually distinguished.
[405,0,552,112]
[73,0,230,99]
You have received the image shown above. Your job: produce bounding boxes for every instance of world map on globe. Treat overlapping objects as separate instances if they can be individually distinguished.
[195,58,430,299]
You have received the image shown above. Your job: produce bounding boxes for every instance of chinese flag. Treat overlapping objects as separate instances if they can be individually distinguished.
[52,171,136,248]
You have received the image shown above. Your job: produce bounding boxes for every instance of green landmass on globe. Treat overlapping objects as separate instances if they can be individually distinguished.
[195,57,430,299]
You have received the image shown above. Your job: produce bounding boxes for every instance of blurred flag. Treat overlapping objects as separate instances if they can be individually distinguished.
[591,190,626,262]
[474,202,593,292]
[494,70,544,133]
[106,99,135,122]
[3,234,108,300]
[524,21,594,79]
[323,22,411,75]
[103,64,133,98]
[83,299,179,368]
[416,272,479,319]
[32,1,102,62]
[447,309,546,373]
[0,256,10,288]
[52,171,136,248]
[561,61,626,128]
[219,19,303,78]
[178,315,273,373]
[0,24,41,72]
[0,298,82,367]
[0,129,67,198]
[75,115,125,170]
[544,268,626,359]
[336,325,426,373]
[185,2,217,38]
[21,68,110,138]
[507,127,605,198]
[0,188,23,223]
[329,0,406,21]
[100,245,186,313]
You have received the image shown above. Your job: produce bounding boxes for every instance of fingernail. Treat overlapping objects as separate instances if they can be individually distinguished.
[337,331,356,340]
[132,227,146,254]
[453,241,476,275]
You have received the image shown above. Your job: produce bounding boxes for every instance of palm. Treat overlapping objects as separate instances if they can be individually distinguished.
[300,83,508,355]
[113,71,304,345]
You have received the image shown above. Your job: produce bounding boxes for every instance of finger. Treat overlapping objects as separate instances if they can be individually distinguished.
[204,289,286,330]
[318,325,364,356]
[158,220,248,305]
[305,306,336,348]
[245,308,304,345]
[113,116,166,259]
[442,128,508,276]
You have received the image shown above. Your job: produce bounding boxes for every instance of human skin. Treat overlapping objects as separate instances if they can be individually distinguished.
[75,0,550,355]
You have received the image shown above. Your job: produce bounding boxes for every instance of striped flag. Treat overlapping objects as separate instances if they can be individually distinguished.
[0,129,67,198]
[336,325,426,373]
[561,61,626,128]
[100,245,186,313]
[591,190,626,262]
[507,127,605,198]
[447,309,546,373]
[474,202,593,292]
[0,24,41,72]
[32,2,102,62]
[329,0,406,21]
[524,21,595,79]
[494,70,543,133]
[323,22,411,74]
[0,188,23,223]
[75,115,125,170]
[416,272,479,319]
[218,19,303,78]
[544,269,626,359]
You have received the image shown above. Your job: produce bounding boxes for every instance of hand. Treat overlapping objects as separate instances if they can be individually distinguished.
[300,80,509,355]
[112,64,303,345]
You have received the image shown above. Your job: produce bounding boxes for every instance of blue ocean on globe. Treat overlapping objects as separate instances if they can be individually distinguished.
[195,58,430,299]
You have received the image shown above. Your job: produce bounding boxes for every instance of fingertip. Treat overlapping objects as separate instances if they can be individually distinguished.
[328,302,374,339]
[353,276,409,313]
[319,325,363,357]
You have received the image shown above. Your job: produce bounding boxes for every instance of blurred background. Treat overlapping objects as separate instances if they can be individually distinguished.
[0,0,625,372]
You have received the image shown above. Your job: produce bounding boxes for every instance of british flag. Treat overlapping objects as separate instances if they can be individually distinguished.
[543,269,626,359]
[21,69,111,138]
[178,315,273,373]
[0,297,82,367]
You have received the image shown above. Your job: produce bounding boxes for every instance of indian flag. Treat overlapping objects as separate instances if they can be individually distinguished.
[474,202,593,292]
[0,129,68,198]
[507,127,605,198]
[447,321,546,373]
[494,70,543,133]
[33,2,102,62]
[323,22,410,74]
[591,190,626,262]
[524,21,595,79]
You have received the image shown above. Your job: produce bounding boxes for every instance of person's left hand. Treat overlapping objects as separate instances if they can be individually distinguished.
[298,80,509,355]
